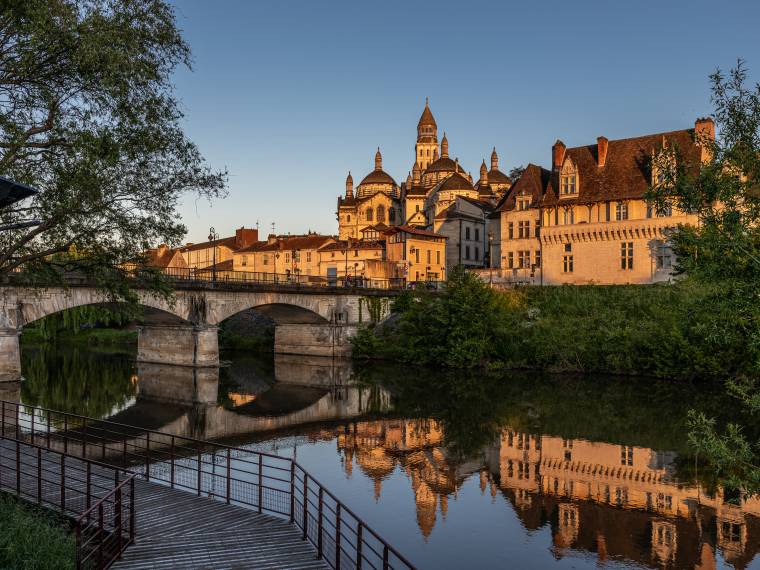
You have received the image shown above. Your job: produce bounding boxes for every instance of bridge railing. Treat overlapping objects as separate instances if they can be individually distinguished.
[0,400,416,570]
[0,428,135,570]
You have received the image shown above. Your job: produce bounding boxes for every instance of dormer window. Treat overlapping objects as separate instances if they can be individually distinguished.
[517,196,531,211]
[560,160,578,195]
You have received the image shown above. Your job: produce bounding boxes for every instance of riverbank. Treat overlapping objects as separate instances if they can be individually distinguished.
[0,494,75,569]
[353,271,760,381]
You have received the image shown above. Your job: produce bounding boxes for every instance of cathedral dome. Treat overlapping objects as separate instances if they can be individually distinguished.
[488,169,511,185]
[417,98,437,130]
[359,169,396,186]
[438,171,475,192]
[424,156,459,173]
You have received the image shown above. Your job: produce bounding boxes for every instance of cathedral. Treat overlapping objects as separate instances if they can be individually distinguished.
[336,100,511,241]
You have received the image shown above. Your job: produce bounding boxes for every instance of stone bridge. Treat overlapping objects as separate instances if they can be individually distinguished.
[0,285,395,381]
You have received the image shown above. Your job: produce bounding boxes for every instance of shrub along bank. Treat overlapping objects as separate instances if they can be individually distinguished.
[352,268,760,381]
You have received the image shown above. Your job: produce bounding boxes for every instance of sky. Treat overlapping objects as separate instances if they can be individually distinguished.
[170,0,760,243]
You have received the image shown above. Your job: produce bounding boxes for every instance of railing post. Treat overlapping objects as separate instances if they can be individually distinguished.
[98,503,104,569]
[383,546,389,570]
[46,412,51,449]
[170,436,175,488]
[130,477,135,543]
[336,503,342,570]
[30,412,34,445]
[75,524,82,570]
[226,448,231,504]
[15,439,20,494]
[37,447,42,504]
[86,462,92,516]
[302,473,309,540]
[82,418,87,458]
[197,447,202,496]
[356,523,363,569]
[60,454,66,511]
[145,432,150,481]
[258,454,263,513]
[63,415,68,454]
[317,487,324,560]
[116,486,123,557]
[122,439,127,468]
[289,462,296,524]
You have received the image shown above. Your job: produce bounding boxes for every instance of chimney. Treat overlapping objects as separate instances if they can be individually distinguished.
[695,117,715,163]
[552,140,566,170]
[157,244,169,254]
[267,233,277,244]
[235,227,259,248]
[597,136,609,167]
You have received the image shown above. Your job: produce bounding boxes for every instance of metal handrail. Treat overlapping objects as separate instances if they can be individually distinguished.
[1,400,416,570]
[0,431,135,570]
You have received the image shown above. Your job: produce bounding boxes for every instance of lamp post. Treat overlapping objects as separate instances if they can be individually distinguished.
[488,231,494,286]
[207,227,218,284]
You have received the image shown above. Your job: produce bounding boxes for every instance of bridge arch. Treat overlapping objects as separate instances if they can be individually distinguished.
[207,292,338,325]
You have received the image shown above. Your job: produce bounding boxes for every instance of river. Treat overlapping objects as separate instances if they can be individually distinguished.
[11,343,760,570]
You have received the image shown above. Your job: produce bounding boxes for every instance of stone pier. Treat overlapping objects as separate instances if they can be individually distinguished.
[137,325,219,367]
[274,323,358,358]
[0,330,21,382]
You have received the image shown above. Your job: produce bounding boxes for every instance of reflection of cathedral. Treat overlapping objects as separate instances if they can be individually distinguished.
[309,419,760,568]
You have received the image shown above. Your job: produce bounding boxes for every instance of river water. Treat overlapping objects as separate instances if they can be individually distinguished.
[13,344,760,570]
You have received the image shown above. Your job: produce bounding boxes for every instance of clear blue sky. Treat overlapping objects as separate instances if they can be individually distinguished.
[170,0,760,243]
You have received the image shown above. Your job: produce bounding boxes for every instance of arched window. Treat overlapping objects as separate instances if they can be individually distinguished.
[366,208,373,221]
[560,160,578,195]
[563,207,575,225]
[388,207,395,222]
[376,204,385,222]
[346,214,351,222]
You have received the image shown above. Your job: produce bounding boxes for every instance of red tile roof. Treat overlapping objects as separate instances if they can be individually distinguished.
[541,127,703,206]
[497,164,552,212]
[390,225,447,239]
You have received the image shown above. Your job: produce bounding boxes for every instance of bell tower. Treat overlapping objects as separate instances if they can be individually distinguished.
[415,98,439,171]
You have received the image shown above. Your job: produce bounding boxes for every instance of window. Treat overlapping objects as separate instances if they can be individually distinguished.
[647,201,673,218]
[376,205,385,222]
[508,223,514,239]
[241,255,248,267]
[564,450,572,462]
[347,214,351,222]
[605,202,611,221]
[620,242,633,270]
[293,251,300,262]
[366,208,373,221]
[517,197,531,211]
[621,446,634,466]
[415,248,420,263]
[518,250,530,268]
[285,253,290,263]
[507,252,514,268]
[535,250,541,267]
[415,204,420,212]
[306,252,312,263]
[563,243,573,273]
[263,255,269,266]
[560,162,577,195]
[436,251,440,265]
[427,249,431,264]
[518,221,530,238]
[655,240,672,270]
[354,249,359,257]
[563,208,574,225]
[388,207,395,222]
[465,227,471,240]
[476,228,481,241]
[474,247,479,260]
[465,245,470,260]
[615,202,628,221]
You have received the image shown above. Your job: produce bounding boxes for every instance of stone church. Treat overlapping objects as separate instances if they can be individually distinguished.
[336,101,511,252]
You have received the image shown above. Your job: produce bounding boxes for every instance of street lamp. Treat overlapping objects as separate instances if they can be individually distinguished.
[488,231,494,286]
[208,227,218,284]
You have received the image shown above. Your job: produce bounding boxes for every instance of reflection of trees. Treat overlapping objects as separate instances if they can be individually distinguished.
[20,346,136,419]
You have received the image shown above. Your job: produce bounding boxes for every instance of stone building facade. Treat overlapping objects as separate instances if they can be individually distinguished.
[496,119,714,284]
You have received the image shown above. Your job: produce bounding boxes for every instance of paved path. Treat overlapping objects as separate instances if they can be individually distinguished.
[0,437,327,570]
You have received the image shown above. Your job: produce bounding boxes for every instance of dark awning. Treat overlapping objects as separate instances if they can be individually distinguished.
[0,176,38,208]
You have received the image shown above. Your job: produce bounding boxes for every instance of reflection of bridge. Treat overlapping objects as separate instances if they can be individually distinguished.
[0,282,395,380]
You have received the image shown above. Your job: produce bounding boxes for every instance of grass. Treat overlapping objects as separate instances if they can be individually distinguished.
[0,493,75,569]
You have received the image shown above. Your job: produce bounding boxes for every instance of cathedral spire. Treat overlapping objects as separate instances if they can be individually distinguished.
[491,147,499,170]
[480,160,488,185]
[345,171,353,199]
[413,161,421,184]
[417,98,438,142]
[441,132,449,158]
[375,147,382,171]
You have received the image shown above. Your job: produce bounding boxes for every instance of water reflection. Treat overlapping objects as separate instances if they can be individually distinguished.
[15,345,760,569]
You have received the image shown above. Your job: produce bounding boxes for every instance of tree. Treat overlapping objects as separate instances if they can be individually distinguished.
[0,0,226,295]
[508,165,525,183]
[650,60,760,499]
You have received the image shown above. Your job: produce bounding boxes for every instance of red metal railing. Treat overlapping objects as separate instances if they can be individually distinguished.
[1,400,416,570]
[0,430,135,570]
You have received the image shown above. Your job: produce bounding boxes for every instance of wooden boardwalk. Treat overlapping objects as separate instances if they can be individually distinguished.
[0,438,327,570]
